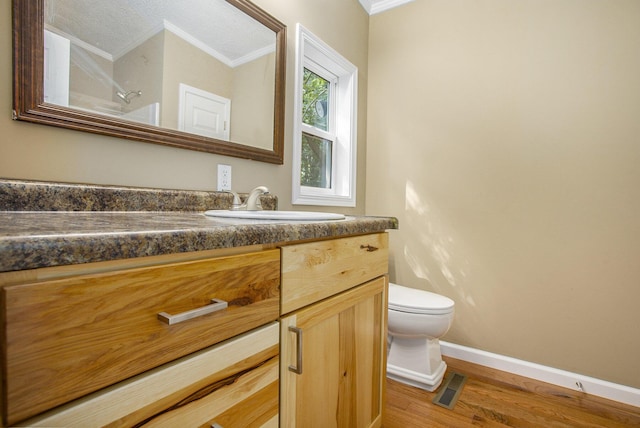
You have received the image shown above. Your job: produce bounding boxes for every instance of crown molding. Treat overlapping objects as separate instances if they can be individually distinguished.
[358,0,414,15]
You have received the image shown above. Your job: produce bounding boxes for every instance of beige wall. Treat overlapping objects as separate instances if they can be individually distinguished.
[231,53,275,150]
[115,32,164,114]
[0,0,369,215]
[366,0,640,388]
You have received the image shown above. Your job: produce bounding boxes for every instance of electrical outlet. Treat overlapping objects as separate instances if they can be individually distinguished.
[217,164,232,191]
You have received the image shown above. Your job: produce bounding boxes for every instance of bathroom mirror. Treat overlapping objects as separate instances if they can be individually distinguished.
[13,0,286,164]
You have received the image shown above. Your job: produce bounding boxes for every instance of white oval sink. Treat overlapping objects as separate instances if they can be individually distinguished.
[204,210,345,221]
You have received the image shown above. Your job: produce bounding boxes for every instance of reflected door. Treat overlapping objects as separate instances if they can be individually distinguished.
[178,83,231,141]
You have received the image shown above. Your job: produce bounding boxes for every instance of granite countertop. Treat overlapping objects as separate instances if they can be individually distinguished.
[0,179,398,273]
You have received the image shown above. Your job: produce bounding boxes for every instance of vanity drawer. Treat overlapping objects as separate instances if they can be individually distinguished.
[20,323,280,427]
[2,250,280,425]
[281,233,388,314]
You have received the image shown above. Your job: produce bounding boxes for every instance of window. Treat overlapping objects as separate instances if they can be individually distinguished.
[292,24,358,207]
[301,68,333,188]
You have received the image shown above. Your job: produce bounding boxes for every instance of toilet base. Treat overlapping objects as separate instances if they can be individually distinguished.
[387,360,447,392]
[386,336,447,392]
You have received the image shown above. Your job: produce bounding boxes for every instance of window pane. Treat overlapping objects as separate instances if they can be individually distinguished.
[302,68,329,131]
[301,132,332,188]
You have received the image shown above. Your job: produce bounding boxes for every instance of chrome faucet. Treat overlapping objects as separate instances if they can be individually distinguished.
[245,186,269,211]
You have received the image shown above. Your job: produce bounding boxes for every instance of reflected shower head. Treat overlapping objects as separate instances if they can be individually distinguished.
[116,90,142,104]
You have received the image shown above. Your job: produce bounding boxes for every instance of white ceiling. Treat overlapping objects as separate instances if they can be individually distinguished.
[358,0,414,15]
[45,0,275,66]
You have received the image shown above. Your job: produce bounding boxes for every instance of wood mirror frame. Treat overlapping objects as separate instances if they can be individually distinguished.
[12,0,286,164]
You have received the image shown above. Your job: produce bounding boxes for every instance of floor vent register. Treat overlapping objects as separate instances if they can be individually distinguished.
[432,372,468,410]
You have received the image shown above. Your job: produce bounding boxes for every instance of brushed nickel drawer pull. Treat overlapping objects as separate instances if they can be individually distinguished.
[212,424,224,428]
[158,299,228,325]
[288,326,303,375]
[360,244,379,252]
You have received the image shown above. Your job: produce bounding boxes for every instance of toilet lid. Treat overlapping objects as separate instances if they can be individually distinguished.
[388,283,455,315]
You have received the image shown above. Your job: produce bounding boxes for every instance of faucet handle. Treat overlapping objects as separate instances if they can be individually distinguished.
[226,191,243,210]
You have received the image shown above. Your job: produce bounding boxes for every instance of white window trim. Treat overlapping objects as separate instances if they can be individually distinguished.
[292,24,358,207]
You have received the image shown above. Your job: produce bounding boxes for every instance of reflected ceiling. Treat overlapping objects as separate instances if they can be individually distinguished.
[45,0,274,65]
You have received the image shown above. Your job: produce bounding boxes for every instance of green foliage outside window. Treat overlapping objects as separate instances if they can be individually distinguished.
[301,68,331,188]
[302,69,329,130]
[301,133,331,188]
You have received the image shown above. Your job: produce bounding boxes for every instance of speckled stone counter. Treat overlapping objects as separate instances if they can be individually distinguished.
[0,179,398,272]
[0,178,277,211]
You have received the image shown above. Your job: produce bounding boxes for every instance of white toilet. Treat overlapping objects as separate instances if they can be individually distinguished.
[387,282,455,392]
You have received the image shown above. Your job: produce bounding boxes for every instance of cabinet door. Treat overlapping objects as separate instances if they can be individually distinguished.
[280,277,387,428]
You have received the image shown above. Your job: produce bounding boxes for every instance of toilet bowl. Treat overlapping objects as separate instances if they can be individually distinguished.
[387,282,455,391]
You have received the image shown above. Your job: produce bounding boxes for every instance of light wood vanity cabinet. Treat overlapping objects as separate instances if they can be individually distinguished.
[1,249,280,426]
[280,233,389,428]
[1,232,389,427]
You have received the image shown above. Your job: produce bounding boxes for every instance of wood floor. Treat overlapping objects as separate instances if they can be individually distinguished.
[383,356,640,427]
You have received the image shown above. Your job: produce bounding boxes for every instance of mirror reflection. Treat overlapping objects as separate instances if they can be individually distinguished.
[43,0,277,151]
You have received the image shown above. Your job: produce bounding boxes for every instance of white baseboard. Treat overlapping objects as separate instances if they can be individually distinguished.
[440,341,640,408]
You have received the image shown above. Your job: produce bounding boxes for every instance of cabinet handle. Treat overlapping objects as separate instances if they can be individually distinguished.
[360,244,379,252]
[211,424,224,428]
[288,326,303,375]
[158,299,228,325]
